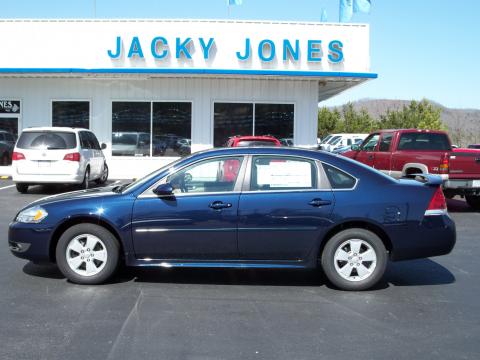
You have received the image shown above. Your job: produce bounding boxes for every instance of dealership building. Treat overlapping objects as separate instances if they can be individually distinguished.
[0,19,376,178]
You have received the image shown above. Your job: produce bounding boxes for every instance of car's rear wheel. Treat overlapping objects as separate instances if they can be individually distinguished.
[15,183,29,193]
[95,163,108,185]
[55,224,120,285]
[465,195,480,210]
[321,228,387,291]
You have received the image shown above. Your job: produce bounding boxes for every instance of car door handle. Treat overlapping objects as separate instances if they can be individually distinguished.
[209,201,232,210]
[309,198,332,207]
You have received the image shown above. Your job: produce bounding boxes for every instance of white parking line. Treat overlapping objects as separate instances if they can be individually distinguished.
[0,185,15,191]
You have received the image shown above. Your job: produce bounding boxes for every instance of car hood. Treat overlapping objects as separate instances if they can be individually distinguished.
[28,186,120,208]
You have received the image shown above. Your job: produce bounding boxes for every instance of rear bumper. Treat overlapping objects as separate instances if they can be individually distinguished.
[8,221,53,263]
[12,173,84,184]
[388,214,456,261]
[444,179,480,194]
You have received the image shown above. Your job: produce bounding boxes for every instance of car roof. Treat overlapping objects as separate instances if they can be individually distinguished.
[21,127,89,133]
[376,129,447,134]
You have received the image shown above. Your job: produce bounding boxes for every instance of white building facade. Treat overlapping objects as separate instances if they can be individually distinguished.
[0,19,376,178]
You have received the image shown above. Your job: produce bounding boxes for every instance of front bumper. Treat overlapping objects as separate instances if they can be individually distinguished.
[388,214,456,261]
[8,221,53,263]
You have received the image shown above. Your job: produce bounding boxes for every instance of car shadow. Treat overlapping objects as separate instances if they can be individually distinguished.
[20,180,122,195]
[447,197,477,213]
[23,258,455,289]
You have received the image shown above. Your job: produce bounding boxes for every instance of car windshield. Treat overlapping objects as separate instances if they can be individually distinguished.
[16,131,77,150]
[112,133,138,145]
[326,136,341,144]
[330,137,342,145]
[116,156,188,193]
[237,140,276,147]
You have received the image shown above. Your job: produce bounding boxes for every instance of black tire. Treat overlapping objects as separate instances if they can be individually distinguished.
[95,163,108,185]
[321,228,387,291]
[16,183,29,193]
[465,195,480,210]
[80,167,90,190]
[55,224,120,285]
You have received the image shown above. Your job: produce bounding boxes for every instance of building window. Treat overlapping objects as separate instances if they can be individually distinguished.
[213,103,294,147]
[112,101,192,157]
[153,102,192,157]
[52,101,90,129]
[214,103,253,147]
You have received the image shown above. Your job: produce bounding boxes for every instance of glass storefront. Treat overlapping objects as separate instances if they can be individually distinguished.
[214,103,294,147]
[112,101,192,157]
[0,100,20,166]
[52,101,90,129]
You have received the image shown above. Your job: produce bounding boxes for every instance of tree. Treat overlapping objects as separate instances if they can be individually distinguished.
[341,103,375,133]
[317,107,341,139]
[379,99,445,131]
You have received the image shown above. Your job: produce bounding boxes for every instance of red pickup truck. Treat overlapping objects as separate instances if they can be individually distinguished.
[343,129,480,209]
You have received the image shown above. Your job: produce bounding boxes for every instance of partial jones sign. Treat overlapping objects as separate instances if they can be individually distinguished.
[0,100,20,114]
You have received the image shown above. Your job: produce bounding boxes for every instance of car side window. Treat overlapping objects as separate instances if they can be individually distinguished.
[361,134,379,152]
[79,132,91,149]
[87,132,101,150]
[250,156,317,191]
[322,163,356,189]
[378,133,393,152]
[166,156,244,194]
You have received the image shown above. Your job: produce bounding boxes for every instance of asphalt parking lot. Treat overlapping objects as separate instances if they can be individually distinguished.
[0,179,479,360]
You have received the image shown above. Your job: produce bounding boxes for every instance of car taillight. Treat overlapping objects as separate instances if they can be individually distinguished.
[439,153,449,174]
[425,187,447,216]
[12,152,25,161]
[63,152,81,162]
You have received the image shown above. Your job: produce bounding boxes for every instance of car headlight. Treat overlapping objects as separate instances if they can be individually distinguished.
[16,206,48,223]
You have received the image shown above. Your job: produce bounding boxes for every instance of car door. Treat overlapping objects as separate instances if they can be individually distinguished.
[355,133,380,167]
[373,132,394,174]
[87,131,103,178]
[237,155,335,261]
[79,131,93,173]
[131,156,246,260]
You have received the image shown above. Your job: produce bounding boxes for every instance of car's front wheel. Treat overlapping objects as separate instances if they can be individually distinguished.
[55,224,120,284]
[321,228,387,291]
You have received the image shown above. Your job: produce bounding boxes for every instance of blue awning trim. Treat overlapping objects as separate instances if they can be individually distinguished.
[0,68,378,79]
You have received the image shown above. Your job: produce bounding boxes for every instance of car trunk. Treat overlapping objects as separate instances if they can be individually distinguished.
[16,149,80,175]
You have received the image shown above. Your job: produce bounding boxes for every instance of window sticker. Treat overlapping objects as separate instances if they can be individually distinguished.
[257,161,312,188]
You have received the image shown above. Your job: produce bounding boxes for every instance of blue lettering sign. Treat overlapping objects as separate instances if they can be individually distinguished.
[176,38,192,59]
[258,39,276,62]
[128,36,144,58]
[283,39,299,61]
[236,38,251,61]
[107,36,122,59]
[307,40,322,62]
[151,37,169,59]
[328,40,344,63]
[199,38,215,60]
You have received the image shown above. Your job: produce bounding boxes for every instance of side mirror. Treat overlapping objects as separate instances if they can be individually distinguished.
[153,183,174,196]
[101,143,107,150]
[351,144,360,151]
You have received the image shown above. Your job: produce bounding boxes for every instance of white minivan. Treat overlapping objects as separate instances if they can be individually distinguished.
[321,133,369,152]
[12,127,108,193]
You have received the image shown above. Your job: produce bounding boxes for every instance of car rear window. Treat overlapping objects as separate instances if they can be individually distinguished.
[16,131,77,150]
[236,140,277,147]
[398,133,451,151]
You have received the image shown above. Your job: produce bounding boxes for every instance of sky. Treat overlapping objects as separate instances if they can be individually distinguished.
[1,0,479,109]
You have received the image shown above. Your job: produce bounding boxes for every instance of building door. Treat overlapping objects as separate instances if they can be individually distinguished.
[0,100,21,166]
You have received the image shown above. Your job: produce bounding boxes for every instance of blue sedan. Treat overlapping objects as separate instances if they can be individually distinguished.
[8,147,455,291]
